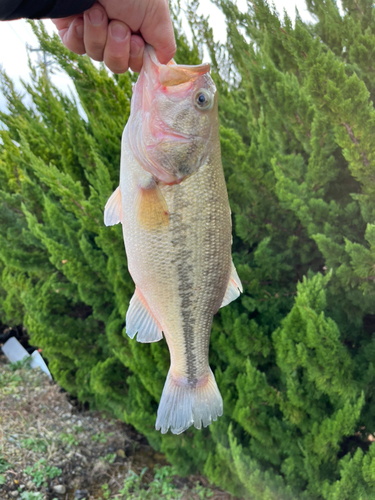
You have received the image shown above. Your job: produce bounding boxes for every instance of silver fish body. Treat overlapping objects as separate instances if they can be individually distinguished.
[104,46,242,434]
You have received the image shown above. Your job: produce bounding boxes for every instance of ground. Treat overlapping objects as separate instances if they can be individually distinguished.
[0,351,233,500]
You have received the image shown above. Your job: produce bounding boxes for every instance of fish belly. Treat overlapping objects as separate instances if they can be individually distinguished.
[121,141,232,433]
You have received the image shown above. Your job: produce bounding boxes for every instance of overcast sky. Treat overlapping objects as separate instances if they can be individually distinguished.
[0,0,315,110]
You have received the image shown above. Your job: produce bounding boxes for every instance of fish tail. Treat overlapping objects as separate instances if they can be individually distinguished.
[155,369,223,435]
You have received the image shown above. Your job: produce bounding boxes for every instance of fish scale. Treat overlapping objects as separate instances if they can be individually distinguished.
[104,45,242,434]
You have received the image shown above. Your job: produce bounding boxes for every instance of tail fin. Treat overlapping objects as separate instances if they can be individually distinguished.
[155,369,223,435]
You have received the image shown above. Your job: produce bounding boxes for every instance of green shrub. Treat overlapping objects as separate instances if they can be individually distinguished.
[1,1,375,498]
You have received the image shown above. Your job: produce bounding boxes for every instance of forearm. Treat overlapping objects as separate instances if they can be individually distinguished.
[0,0,95,20]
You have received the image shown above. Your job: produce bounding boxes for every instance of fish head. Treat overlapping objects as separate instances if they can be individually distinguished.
[127,45,218,184]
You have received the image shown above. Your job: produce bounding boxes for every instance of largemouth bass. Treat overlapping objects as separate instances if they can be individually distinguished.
[104,46,242,435]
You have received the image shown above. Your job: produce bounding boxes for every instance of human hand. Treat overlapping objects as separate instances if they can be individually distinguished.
[52,0,176,74]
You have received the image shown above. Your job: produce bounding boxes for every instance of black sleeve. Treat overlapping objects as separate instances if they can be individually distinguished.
[0,0,96,20]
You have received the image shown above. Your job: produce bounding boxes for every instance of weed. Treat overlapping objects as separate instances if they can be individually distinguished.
[103,453,116,464]
[0,456,12,473]
[91,432,107,444]
[9,356,32,371]
[59,432,79,446]
[20,437,48,453]
[151,466,182,499]
[118,466,182,499]
[0,474,6,485]
[194,483,214,499]
[0,371,22,391]
[20,492,45,500]
[118,466,215,500]
[101,483,111,499]
[73,425,84,433]
[24,458,62,487]
[118,468,148,498]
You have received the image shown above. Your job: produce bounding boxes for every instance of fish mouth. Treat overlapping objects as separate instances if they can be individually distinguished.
[144,45,210,87]
[148,127,192,145]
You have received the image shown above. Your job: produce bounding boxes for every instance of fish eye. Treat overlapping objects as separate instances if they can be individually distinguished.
[194,89,213,110]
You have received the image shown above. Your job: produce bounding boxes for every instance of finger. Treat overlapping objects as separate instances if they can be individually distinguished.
[129,35,145,73]
[55,16,85,55]
[103,20,131,74]
[83,2,108,62]
[51,17,74,31]
[141,0,176,64]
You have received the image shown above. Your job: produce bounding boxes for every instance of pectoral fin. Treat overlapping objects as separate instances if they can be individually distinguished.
[220,261,243,308]
[126,288,163,343]
[104,186,122,226]
[135,180,169,230]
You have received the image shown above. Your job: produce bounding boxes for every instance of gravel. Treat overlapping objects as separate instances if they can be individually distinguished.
[0,351,232,500]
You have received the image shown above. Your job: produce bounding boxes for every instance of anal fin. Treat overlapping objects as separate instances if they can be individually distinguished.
[126,288,163,343]
[220,261,243,308]
[104,186,122,226]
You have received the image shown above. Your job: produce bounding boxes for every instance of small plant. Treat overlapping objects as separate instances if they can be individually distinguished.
[20,492,45,500]
[193,483,214,499]
[103,453,116,464]
[59,432,79,446]
[0,371,22,390]
[91,432,108,444]
[24,458,62,487]
[150,466,182,499]
[119,466,183,500]
[0,474,6,485]
[119,468,147,498]
[118,466,215,499]
[0,456,12,473]
[9,355,32,371]
[101,483,111,499]
[73,425,84,433]
[20,437,48,453]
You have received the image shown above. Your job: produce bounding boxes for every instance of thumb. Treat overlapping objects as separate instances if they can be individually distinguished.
[140,0,176,64]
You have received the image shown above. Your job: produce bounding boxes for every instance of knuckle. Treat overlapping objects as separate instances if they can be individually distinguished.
[86,40,105,58]
[105,57,129,74]
[64,37,85,54]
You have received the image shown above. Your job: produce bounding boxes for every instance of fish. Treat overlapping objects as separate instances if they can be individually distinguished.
[104,45,242,435]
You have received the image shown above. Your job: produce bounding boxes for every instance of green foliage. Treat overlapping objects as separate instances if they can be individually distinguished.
[58,432,79,447]
[8,355,32,371]
[91,432,110,444]
[102,453,116,464]
[117,465,214,499]
[0,370,22,390]
[1,1,375,498]
[0,456,12,474]
[20,437,48,454]
[24,458,62,487]
[19,493,45,500]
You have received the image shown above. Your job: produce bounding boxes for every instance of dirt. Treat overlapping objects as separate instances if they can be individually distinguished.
[0,348,233,500]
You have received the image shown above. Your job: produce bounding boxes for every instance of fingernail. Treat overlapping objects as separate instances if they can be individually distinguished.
[110,23,127,42]
[75,24,84,38]
[130,39,142,57]
[88,8,103,26]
